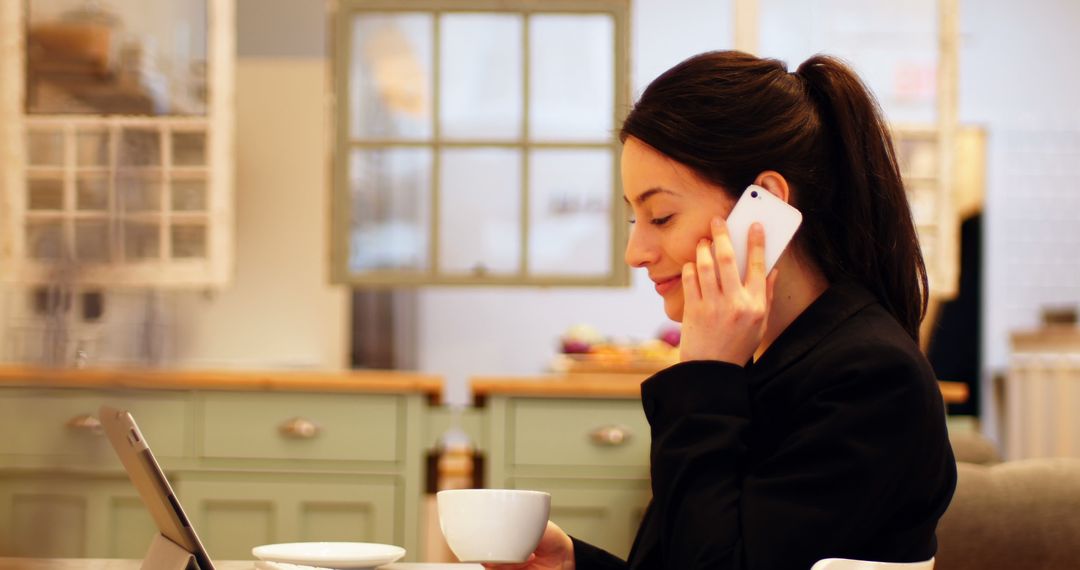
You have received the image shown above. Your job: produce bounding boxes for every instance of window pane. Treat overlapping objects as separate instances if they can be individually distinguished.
[27,130,64,166]
[119,129,162,167]
[116,172,161,212]
[28,178,65,210]
[26,0,208,115]
[349,148,432,272]
[76,129,110,166]
[528,149,613,277]
[760,0,937,123]
[440,14,523,140]
[26,221,65,260]
[172,178,207,211]
[529,15,614,142]
[75,220,111,262]
[123,221,160,260]
[350,13,433,140]
[171,223,207,258]
[77,175,109,211]
[439,148,521,276]
[172,131,207,166]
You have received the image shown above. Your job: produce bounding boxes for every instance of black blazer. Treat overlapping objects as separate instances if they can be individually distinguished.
[574,280,957,570]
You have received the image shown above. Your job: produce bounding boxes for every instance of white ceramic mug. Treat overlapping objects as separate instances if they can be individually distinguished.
[436,489,551,563]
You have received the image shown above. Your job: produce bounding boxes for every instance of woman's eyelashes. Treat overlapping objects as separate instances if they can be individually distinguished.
[627,214,674,226]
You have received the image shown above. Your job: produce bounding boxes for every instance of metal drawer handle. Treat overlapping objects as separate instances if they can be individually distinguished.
[66,414,103,435]
[589,425,631,447]
[279,417,321,439]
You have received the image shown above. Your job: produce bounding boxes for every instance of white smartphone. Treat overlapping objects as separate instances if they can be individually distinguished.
[725,184,803,280]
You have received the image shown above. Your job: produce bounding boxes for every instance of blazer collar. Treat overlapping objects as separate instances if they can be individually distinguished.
[749,279,879,380]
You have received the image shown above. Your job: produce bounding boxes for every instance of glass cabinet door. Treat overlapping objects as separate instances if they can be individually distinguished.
[1,0,233,287]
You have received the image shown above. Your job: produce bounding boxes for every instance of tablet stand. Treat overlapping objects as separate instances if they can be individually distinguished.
[142,533,201,570]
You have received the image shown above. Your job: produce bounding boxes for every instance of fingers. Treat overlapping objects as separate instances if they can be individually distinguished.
[695,239,719,302]
[711,217,742,293]
[681,261,701,302]
[745,222,768,296]
[482,554,535,570]
[766,267,779,309]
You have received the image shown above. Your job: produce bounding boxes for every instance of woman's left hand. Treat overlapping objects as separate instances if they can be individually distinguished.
[678,217,777,365]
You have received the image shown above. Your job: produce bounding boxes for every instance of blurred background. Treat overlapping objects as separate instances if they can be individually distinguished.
[1,0,1079,563]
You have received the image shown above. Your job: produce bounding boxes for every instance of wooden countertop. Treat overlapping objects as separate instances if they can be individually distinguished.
[472,374,650,400]
[473,374,970,405]
[0,365,443,397]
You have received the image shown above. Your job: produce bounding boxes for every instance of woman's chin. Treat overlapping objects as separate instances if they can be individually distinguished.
[663,297,684,323]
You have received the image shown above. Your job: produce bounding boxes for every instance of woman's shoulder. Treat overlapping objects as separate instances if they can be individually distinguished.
[802,301,937,390]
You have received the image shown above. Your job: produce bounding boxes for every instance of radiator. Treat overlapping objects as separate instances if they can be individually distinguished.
[1005,351,1080,460]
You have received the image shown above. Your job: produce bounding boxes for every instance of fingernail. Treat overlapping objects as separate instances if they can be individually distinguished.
[712,217,722,229]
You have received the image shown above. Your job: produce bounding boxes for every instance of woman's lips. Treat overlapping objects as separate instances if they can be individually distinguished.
[654,276,681,296]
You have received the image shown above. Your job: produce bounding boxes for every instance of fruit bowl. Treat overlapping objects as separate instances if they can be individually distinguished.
[551,339,678,374]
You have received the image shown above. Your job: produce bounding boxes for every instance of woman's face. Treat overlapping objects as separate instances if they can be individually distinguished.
[622,137,736,322]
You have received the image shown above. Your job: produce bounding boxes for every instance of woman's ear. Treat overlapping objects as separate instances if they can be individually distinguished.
[754,171,792,204]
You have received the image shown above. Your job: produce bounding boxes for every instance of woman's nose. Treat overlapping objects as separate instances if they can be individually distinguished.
[624,226,658,268]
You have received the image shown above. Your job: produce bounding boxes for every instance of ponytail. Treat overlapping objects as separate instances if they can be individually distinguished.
[621,51,928,341]
[794,55,928,341]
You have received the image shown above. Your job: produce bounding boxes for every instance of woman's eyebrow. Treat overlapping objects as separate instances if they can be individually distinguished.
[623,187,677,205]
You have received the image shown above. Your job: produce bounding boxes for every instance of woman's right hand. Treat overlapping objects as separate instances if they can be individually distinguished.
[482,521,575,570]
[678,218,776,365]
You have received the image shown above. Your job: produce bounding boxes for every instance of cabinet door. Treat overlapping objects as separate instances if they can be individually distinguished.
[0,473,157,558]
[174,473,400,560]
[511,477,650,559]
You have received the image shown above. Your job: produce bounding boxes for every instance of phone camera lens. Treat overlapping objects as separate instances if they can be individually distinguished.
[751,190,759,198]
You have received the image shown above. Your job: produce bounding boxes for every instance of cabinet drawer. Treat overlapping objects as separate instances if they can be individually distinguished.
[0,389,188,462]
[510,399,649,468]
[200,392,401,462]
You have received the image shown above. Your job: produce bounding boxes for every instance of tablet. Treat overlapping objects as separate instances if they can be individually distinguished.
[100,405,215,570]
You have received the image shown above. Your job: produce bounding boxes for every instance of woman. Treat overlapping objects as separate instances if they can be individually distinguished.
[490,51,956,570]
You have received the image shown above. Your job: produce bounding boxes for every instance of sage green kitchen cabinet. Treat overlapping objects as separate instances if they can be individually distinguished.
[174,473,400,560]
[479,391,652,558]
[0,374,439,561]
[0,472,156,558]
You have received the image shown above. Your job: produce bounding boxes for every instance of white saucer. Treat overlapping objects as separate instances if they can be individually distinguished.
[252,542,407,569]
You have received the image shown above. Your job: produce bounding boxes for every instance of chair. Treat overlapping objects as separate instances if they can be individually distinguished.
[936,457,1080,570]
[811,558,935,570]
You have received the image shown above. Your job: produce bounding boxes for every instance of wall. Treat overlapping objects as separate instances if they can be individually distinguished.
[168,0,347,369]
[960,0,1080,441]
[169,58,348,369]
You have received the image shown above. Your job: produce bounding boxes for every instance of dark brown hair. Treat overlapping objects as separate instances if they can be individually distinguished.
[620,51,928,341]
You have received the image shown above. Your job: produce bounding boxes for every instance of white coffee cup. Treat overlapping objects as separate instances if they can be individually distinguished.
[436,489,551,563]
